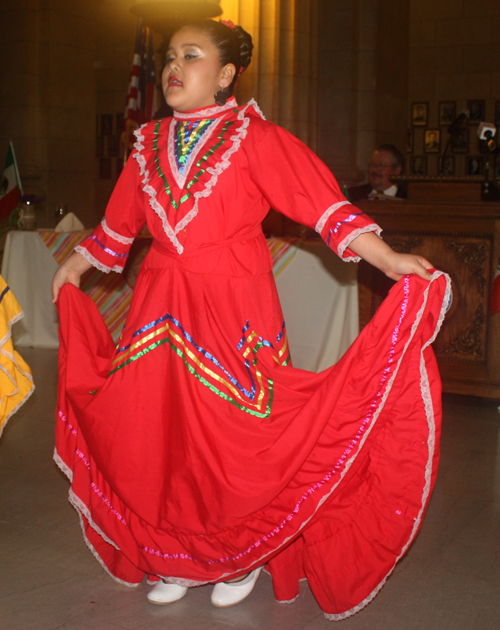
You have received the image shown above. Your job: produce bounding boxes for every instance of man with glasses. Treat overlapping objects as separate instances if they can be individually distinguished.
[349,144,407,202]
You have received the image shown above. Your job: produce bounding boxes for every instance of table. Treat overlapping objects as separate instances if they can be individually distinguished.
[1,232,359,371]
[2,231,60,348]
[272,240,358,371]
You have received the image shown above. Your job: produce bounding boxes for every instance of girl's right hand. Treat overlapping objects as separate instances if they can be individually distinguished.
[52,251,93,303]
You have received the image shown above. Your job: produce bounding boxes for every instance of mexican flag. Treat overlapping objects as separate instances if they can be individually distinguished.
[0,142,22,222]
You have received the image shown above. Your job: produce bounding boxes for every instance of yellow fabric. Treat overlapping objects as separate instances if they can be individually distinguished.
[0,275,34,437]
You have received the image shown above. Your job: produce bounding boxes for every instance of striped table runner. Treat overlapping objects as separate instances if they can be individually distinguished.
[39,230,133,342]
[267,237,300,277]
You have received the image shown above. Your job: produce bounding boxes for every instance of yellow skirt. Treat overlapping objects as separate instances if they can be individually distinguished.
[0,274,34,437]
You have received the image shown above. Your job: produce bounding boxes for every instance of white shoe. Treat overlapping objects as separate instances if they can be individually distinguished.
[211,567,262,608]
[147,580,188,605]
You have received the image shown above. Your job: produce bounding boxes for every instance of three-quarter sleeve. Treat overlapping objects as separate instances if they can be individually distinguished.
[76,156,146,273]
[248,122,381,262]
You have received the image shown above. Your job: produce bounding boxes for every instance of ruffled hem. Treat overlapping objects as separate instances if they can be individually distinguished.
[55,270,449,616]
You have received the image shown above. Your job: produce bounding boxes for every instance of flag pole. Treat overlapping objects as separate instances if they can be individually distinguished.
[9,140,23,196]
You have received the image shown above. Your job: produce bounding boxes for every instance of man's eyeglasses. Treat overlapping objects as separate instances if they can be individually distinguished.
[369,162,395,170]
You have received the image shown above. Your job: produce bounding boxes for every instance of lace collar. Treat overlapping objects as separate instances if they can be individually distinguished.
[133,99,265,255]
[172,97,238,121]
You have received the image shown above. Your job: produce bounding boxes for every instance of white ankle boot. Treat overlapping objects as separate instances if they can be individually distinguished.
[211,567,262,608]
[147,580,188,605]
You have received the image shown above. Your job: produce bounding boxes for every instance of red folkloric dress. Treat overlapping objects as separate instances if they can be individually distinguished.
[55,97,450,620]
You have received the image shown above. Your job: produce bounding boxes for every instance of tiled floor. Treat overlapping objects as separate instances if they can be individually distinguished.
[1,347,500,630]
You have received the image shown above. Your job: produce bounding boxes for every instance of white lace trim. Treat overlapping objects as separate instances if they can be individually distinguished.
[73,507,139,588]
[277,595,299,604]
[53,448,73,482]
[55,447,140,588]
[324,270,450,622]
[69,488,121,551]
[338,224,383,261]
[101,218,134,245]
[132,99,264,255]
[167,117,220,190]
[315,200,352,235]
[75,244,123,274]
[173,97,237,120]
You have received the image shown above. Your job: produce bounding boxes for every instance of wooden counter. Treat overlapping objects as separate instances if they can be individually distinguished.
[356,197,500,400]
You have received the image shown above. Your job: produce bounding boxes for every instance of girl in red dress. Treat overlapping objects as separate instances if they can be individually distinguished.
[52,19,449,620]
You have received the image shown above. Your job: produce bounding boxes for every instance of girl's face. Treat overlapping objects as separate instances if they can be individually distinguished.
[163,27,235,112]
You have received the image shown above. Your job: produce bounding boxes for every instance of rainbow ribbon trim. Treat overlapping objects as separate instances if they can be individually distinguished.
[108,315,290,418]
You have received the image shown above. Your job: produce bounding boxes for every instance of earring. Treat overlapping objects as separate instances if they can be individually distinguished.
[214,87,229,106]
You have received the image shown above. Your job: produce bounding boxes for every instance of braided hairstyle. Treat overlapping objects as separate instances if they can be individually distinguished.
[182,19,253,95]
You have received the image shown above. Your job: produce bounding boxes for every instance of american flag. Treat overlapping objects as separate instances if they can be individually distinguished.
[122,20,158,157]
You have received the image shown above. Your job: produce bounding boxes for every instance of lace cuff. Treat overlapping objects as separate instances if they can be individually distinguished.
[75,223,131,273]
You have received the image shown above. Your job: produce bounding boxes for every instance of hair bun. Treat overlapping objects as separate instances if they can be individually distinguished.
[233,25,253,73]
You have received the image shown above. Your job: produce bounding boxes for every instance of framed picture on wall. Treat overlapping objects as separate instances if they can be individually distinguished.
[424,129,440,153]
[495,102,500,126]
[452,128,469,153]
[96,136,104,158]
[439,155,455,176]
[107,136,120,158]
[100,114,113,136]
[406,129,413,152]
[439,101,456,126]
[411,102,428,126]
[412,156,427,175]
[466,156,484,176]
[495,158,500,180]
[115,113,124,135]
[467,100,485,124]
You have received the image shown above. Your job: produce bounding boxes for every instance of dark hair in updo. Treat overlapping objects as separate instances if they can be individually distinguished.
[182,19,253,95]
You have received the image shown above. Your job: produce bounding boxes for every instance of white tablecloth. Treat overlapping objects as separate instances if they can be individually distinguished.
[1,231,60,348]
[274,241,358,371]
[1,233,359,371]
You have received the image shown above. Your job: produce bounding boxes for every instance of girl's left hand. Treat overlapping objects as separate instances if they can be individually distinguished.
[348,231,434,282]
[381,250,433,282]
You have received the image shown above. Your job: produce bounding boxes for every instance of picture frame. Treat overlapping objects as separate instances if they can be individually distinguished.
[439,101,456,126]
[95,136,104,158]
[412,156,427,175]
[466,156,484,176]
[424,129,440,153]
[100,114,113,136]
[406,129,413,153]
[411,102,428,126]
[467,100,485,124]
[115,113,124,135]
[439,155,455,176]
[452,128,469,153]
[107,135,120,158]
[495,158,500,180]
[99,157,112,179]
[495,102,500,127]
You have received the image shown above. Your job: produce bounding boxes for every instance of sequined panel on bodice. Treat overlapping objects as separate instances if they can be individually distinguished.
[174,119,213,175]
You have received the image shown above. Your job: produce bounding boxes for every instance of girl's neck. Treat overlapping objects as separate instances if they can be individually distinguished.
[173,97,238,120]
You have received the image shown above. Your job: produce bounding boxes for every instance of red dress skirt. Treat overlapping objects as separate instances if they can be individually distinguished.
[55,229,449,619]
